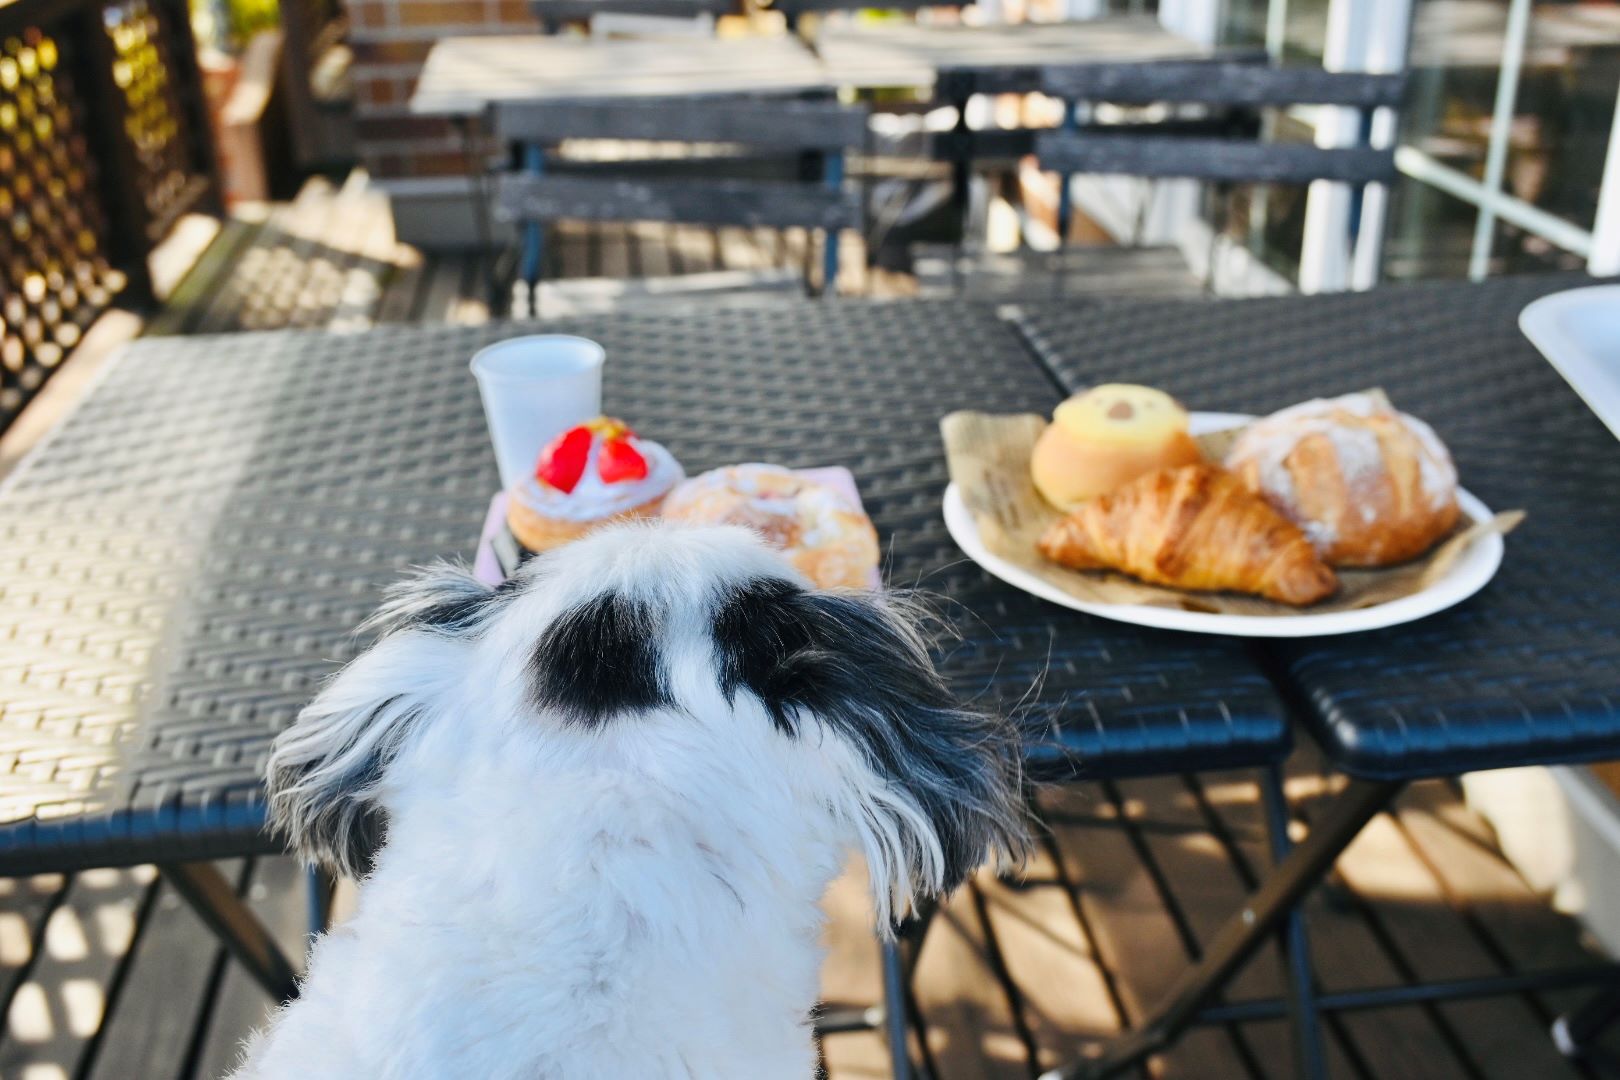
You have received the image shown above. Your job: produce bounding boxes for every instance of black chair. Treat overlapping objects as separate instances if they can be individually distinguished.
[1030,61,1406,289]
[923,59,1404,294]
[491,97,866,307]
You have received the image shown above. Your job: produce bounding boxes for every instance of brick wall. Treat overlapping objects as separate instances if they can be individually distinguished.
[348,0,540,182]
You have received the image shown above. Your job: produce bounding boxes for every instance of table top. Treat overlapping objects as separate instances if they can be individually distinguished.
[409,17,1216,114]
[1011,273,1620,779]
[0,303,1288,874]
[410,34,835,116]
[814,15,1223,91]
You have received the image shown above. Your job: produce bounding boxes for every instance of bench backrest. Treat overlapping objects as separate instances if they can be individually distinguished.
[494,98,864,231]
[1034,63,1406,186]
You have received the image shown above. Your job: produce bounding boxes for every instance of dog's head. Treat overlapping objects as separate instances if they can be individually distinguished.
[267,521,1025,923]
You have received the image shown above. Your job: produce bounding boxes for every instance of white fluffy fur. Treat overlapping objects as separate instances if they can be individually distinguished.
[234,523,1020,1079]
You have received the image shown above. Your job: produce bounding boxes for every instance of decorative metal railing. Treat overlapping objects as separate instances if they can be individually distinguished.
[0,0,218,430]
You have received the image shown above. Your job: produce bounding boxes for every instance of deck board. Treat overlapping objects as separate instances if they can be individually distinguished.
[83,862,250,1080]
[0,772,1611,1080]
[189,857,310,1079]
[1118,773,1314,1077]
[0,867,154,1079]
[1208,768,1468,1080]
[1040,783,1261,1078]
[978,839,1121,1072]
[912,881,1029,1078]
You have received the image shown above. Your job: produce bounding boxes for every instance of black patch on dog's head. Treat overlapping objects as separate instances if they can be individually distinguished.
[713,577,816,737]
[529,592,673,726]
[710,578,1026,895]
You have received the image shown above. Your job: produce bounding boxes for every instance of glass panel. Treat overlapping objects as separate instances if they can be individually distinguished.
[1489,216,1593,272]
[1403,0,1509,178]
[1219,0,1271,49]
[1399,0,1618,247]
[1505,1,1620,233]
[1214,0,1620,283]
[1217,0,1333,60]
[1384,174,1480,279]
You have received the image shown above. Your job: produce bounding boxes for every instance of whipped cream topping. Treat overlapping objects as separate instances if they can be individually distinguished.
[511,436,684,521]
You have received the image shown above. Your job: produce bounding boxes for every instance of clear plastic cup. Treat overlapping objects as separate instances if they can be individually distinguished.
[470,335,606,490]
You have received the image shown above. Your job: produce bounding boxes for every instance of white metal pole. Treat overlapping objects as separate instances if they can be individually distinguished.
[1589,82,1620,277]
[1265,0,1289,58]
[1298,0,1368,293]
[1348,0,1414,289]
[1248,0,1290,271]
[1397,146,1596,256]
[1467,0,1534,281]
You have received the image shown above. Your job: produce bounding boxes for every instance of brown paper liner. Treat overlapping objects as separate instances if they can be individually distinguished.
[940,409,1523,616]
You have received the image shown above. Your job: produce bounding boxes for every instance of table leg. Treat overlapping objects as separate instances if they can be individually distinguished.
[881,935,915,1080]
[306,864,334,939]
[1261,765,1327,1080]
[160,861,301,1002]
[1554,981,1620,1058]
[1039,777,1401,1080]
[950,90,971,292]
[455,112,500,311]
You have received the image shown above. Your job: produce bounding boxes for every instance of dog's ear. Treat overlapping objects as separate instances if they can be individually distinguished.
[267,564,496,877]
[712,580,1027,927]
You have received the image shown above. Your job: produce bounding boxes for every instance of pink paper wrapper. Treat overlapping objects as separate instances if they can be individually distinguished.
[474,466,880,588]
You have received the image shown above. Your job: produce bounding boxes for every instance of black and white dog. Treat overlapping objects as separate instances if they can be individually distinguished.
[234,521,1025,1079]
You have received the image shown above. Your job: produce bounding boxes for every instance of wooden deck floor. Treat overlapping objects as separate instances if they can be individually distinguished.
[2,177,1616,1080]
[2,757,1613,1079]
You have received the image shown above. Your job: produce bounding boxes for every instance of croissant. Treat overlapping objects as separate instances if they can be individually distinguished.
[1037,464,1339,606]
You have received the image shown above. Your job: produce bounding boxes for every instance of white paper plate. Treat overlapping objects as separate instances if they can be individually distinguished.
[1519,285,1620,444]
[942,412,1505,637]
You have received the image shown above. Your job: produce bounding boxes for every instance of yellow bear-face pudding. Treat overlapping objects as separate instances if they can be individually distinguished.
[1030,384,1205,510]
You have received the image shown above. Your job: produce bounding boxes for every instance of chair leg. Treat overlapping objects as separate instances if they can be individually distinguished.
[1039,777,1401,1080]
[306,864,334,940]
[455,112,502,311]
[518,142,546,289]
[878,897,940,1080]
[1261,766,1328,1080]
[821,149,846,298]
[161,861,300,1002]
[880,935,915,1080]
[1554,981,1620,1058]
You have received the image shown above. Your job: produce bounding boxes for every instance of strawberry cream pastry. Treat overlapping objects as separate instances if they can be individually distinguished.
[506,417,684,553]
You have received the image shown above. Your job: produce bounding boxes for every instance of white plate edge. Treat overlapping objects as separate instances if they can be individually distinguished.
[1519,286,1620,444]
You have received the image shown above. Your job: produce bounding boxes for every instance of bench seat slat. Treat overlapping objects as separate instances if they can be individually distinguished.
[1035,132,1397,184]
[1039,62,1406,108]
[493,99,868,151]
[498,174,861,230]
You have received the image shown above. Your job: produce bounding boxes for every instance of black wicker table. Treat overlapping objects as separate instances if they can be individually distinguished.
[1010,274,1620,1079]
[0,302,1290,1071]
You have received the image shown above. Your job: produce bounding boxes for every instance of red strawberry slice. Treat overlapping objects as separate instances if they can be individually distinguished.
[597,436,648,484]
[536,425,592,493]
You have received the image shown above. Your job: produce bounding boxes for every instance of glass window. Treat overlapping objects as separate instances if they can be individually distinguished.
[1215,0,1620,284]
[1384,177,1479,279]
[1506,1,1620,231]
